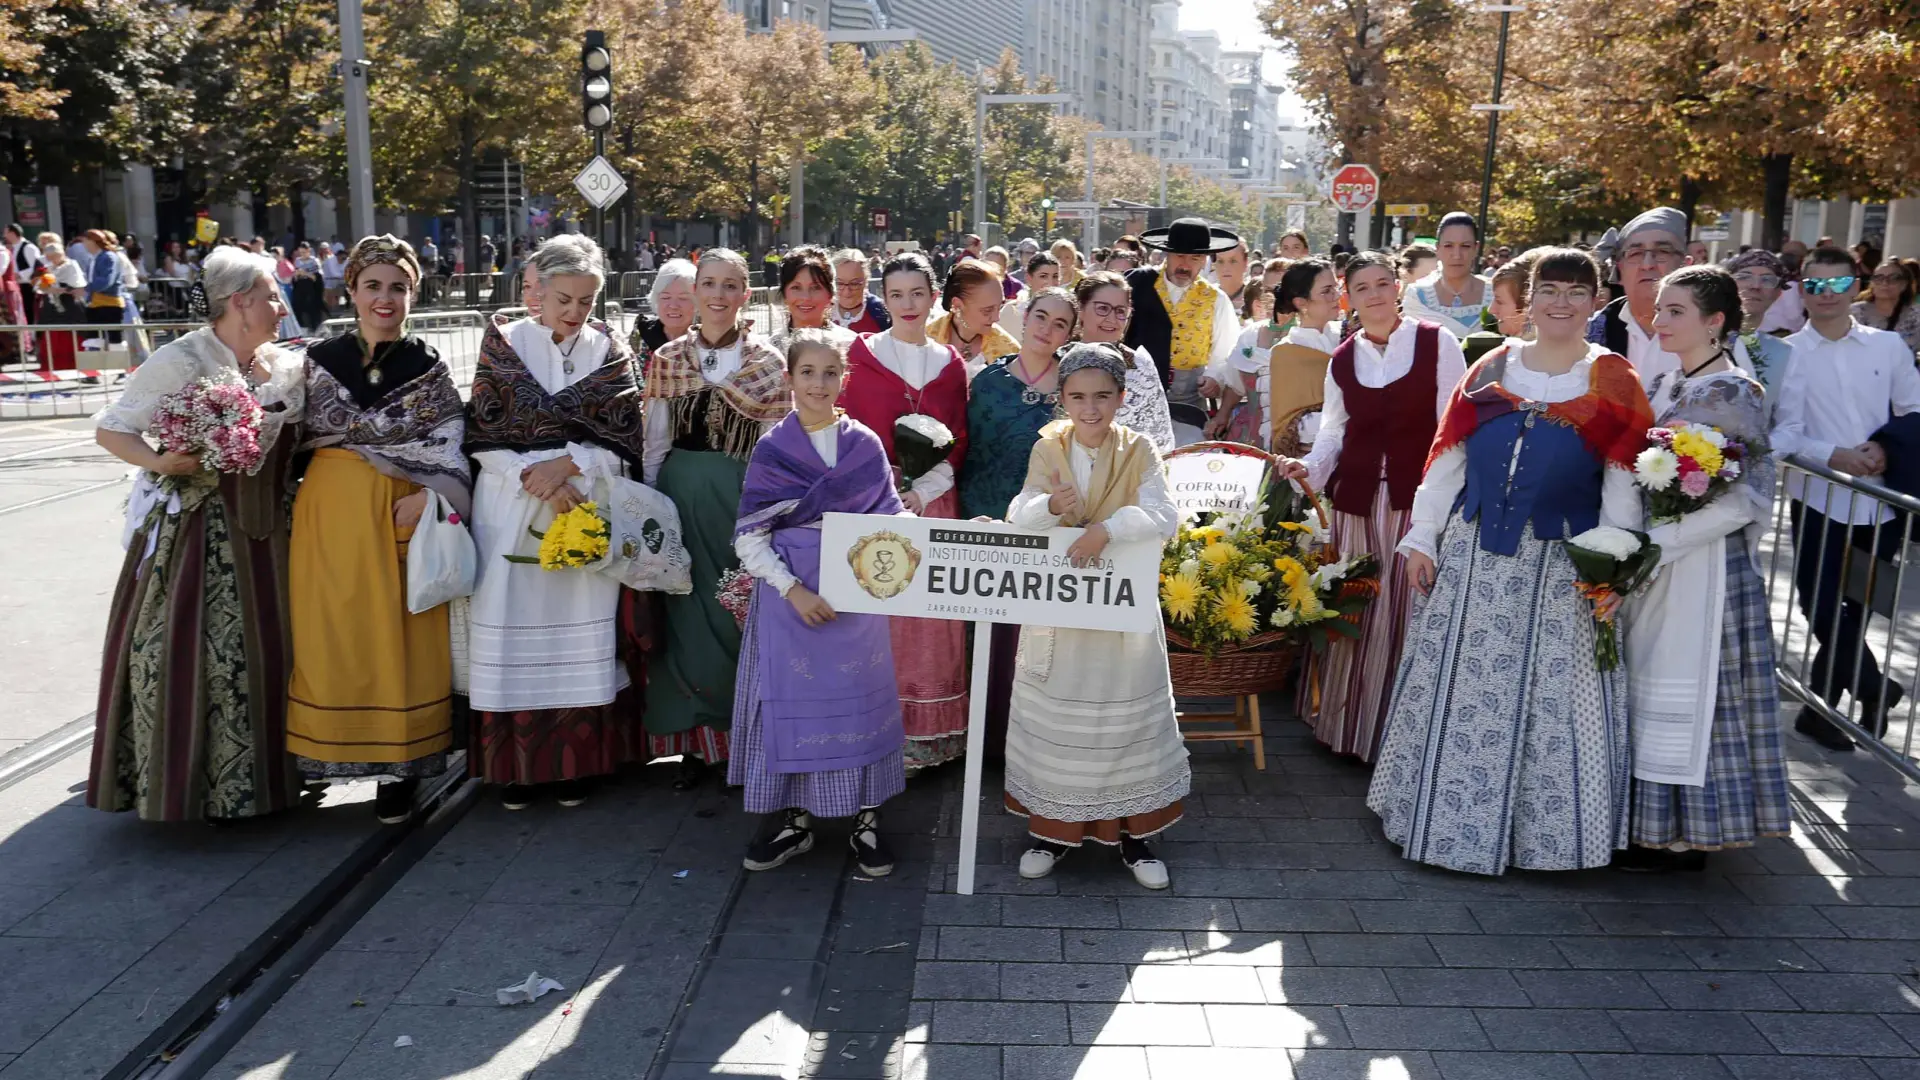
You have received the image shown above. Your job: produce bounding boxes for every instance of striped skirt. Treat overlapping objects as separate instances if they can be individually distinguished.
[89,478,298,822]
[1303,494,1413,762]
[1629,544,1792,851]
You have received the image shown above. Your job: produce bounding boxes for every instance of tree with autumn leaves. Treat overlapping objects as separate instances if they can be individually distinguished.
[1258,0,1920,247]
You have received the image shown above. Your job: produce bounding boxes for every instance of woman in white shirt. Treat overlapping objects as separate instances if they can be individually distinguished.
[1278,252,1465,763]
[1401,212,1494,339]
[1367,248,1656,876]
[464,235,650,810]
[642,248,793,789]
[1620,265,1788,871]
[843,252,973,771]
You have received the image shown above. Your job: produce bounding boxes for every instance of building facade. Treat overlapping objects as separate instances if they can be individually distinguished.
[1022,0,1154,133]
[1148,3,1229,164]
[879,0,1025,72]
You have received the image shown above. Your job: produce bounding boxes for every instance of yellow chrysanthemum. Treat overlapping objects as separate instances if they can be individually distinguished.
[539,502,610,570]
[1216,590,1257,637]
[1200,541,1238,567]
[1162,572,1203,623]
[1670,430,1726,475]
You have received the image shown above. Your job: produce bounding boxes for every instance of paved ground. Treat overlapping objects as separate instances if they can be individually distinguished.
[182,701,1920,1080]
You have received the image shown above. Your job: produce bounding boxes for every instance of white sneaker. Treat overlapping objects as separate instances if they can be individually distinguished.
[1018,846,1064,879]
[1125,857,1171,890]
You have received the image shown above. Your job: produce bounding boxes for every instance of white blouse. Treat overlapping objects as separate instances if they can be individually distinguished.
[1300,319,1466,492]
[1005,437,1179,546]
[733,424,840,598]
[870,331,963,505]
[500,318,625,481]
[1398,342,1641,560]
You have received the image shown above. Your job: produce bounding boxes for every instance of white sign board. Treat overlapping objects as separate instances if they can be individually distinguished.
[1165,453,1267,517]
[817,514,1159,634]
[817,512,1164,896]
[1286,203,1307,231]
[573,155,627,209]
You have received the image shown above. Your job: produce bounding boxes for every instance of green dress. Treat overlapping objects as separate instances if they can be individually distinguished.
[958,357,1058,520]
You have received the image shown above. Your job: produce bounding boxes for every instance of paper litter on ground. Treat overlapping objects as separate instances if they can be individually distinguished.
[496,972,567,1006]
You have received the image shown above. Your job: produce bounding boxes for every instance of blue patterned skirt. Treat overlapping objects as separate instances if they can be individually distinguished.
[1629,544,1791,850]
[1368,515,1631,876]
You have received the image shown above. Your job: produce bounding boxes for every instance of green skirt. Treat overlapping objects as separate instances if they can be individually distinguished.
[645,449,749,736]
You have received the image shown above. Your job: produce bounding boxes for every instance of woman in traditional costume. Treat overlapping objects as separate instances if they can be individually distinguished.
[1264,257,1345,457]
[643,249,792,788]
[928,259,1019,379]
[34,243,88,371]
[465,235,646,810]
[1461,252,1541,364]
[90,248,304,821]
[843,253,970,771]
[631,258,697,356]
[1368,249,1654,875]
[287,236,470,824]
[1620,266,1788,870]
[1074,271,1176,454]
[1401,212,1494,340]
[1278,252,1466,762]
[1003,343,1186,890]
[957,288,1079,755]
[731,330,906,876]
[770,246,856,355]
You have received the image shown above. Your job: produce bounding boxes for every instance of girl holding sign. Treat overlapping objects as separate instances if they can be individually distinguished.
[1003,343,1186,890]
[729,330,906,877]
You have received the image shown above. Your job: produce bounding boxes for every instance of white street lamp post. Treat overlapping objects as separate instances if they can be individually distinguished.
[974,91,1075,234]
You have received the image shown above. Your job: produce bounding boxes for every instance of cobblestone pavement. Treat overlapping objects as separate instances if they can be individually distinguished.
[182,694,1920,1080]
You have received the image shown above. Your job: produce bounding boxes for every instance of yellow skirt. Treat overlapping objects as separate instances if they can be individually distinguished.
[288,448,453,764]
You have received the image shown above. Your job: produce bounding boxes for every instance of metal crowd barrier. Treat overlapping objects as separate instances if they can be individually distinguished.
[0,321,201,420]
[319,310,492,392]
[1763,454,1920,781]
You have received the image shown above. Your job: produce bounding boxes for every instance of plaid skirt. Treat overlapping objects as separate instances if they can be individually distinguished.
[1629,544,1791,851]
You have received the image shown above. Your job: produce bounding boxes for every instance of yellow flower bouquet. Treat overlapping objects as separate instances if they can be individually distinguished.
[1159,504,1377,660]
[504,502,611,570]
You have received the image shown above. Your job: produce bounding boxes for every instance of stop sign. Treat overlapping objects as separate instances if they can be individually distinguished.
[1329,164,1380,213]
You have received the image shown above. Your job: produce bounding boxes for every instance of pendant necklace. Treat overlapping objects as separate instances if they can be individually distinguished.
[358,333,387,387]
[553,329,584,376]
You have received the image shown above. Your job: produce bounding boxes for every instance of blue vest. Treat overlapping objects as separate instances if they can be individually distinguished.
[1456,408,1604,555]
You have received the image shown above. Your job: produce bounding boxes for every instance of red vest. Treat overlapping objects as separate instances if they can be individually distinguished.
[841,334,971,470]
[1326,322,1441,516]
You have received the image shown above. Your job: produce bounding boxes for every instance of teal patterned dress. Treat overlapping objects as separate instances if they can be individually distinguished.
[959,357,1060,520]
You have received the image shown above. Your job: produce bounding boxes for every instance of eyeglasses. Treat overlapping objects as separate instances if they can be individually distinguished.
[1531,285,1594,303]
[1620,244,1685,264]
[1870,272,1907,287]
[1086,302,1131,319]
[1802,275,1857,296]
[1732,272,1781,289]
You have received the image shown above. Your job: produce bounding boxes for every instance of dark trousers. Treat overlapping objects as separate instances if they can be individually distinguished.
[84,304,122,345]
[1790,502,1904,706]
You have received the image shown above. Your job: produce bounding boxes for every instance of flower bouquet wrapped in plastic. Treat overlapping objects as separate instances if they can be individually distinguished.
[1564,525,1661,671]
[1633,422,1753,523]
[893,413,955,496]
[716,566,755,629]
[148,377,265,494]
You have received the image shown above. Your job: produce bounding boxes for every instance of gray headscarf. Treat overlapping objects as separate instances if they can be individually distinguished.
[1058,343,1128,388]
[1620,207,1688,246]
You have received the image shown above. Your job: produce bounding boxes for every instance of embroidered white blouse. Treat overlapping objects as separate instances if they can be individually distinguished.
[869,331,964,505]
[501,318,626,482]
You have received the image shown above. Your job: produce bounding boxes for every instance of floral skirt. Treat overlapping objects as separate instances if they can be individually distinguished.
[1367,515,1630,876]
[89,491,298,821]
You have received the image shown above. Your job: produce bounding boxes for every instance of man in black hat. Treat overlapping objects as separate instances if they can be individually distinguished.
[1125,217,1243,444]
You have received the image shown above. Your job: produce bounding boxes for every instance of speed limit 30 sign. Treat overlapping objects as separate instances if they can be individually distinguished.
[574,155,628,209]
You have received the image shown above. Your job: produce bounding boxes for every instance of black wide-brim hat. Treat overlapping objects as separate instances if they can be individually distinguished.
[1138,217,1241,255]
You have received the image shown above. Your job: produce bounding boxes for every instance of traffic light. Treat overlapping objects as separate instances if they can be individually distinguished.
[581,30,612,134]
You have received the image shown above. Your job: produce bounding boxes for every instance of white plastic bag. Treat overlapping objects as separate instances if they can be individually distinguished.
[595,475,693,594]
[405,490,478,614]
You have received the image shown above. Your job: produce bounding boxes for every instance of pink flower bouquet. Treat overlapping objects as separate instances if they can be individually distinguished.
[1631,422,1749,523]
[149,378,266,487]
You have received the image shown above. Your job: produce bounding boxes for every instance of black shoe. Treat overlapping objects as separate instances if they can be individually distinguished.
[1863,682,1906,738]
[744,809,814,871]
[1794,707,1856,752]
[850,809,894,877]
[673,757,707,791]
[1612,847,1709,873]
[554,779,590,807]
[374,778,419,824]
[501,784,535,810]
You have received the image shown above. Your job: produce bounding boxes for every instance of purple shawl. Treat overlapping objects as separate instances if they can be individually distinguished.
[733,413,905,774]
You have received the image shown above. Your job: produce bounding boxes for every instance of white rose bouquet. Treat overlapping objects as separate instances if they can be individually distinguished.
[894,414,956,496]
[1563,525,1661,672]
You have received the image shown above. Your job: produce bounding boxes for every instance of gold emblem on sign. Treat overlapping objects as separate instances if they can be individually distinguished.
[1206,458,1225,473]
[846,531,922,600]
